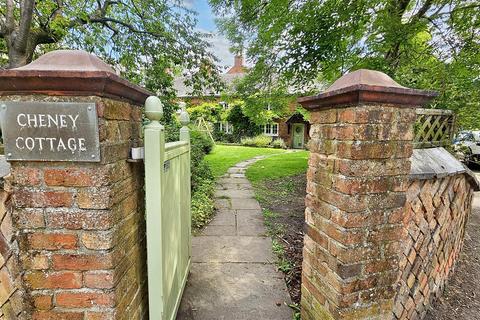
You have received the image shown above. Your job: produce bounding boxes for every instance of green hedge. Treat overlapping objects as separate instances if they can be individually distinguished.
[189,129,215,230]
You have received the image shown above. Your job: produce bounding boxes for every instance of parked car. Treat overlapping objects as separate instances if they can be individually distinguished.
[453,130,480,164]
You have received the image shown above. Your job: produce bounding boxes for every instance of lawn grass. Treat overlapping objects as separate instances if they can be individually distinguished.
[204,144,287,178]
[245,150,309,184]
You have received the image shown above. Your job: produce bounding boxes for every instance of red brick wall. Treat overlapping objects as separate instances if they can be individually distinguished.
[0,184,26,319]
[1,96,147,319]
[393,174,474,319]
[277,122,292,147]
[301,105,416,320]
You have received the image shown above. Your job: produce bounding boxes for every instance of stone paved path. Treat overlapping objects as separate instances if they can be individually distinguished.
[177,156,292,320]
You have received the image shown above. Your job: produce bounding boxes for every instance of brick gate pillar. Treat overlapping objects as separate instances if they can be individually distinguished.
[0,50,151,319]
[297,70,437,319]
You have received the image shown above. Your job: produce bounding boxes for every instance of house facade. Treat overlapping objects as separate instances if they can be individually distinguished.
[174,55,310,149]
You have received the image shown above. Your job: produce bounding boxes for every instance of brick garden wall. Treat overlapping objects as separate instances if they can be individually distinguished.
[393,174,474,319]
[0,181,25,319]
[0,95,147,319]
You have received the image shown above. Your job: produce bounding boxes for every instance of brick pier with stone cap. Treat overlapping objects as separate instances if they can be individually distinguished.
[177,157,292,320]
[0,49,151,319]
[298,69,438,320]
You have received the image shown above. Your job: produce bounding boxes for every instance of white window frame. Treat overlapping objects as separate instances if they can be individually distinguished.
[263,123,279,136]
[219,101,229,110]
[219,121,233,134]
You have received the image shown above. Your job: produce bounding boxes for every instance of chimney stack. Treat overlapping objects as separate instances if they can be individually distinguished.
[226,54,245,74]
[234,55,243,68]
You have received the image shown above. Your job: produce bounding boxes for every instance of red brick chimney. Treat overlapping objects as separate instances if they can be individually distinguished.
[226,55,246,74]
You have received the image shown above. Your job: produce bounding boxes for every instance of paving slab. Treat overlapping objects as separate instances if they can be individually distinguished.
[177,263,291,320]
[237,223,267,236]
[236,209,263,218]
[230,198,261,210]
[228,167,246,174]
[192,236,274,263]
[218,183,253,190]
[217,177,250,185]
[209,209,235,226]
[214,199,231,210]
[200,225,237,236]
[230,173,246,178]
[214,189,255,199]
[237,213,266,236]
[177,156,291,320]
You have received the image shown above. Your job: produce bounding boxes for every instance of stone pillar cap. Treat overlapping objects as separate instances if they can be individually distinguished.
[298,69,438,109]
[0,50,152,105]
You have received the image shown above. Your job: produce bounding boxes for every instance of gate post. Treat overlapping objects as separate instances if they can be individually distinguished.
[298,70,437,319]
[144,96,166,319]
[0,50,151,319]
[178,102,191,258]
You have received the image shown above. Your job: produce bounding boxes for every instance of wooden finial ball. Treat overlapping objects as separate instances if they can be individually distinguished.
[145,96,164,121]
[179,102,190,126]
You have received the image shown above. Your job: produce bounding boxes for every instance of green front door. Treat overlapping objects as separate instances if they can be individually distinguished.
[292,123,305,149]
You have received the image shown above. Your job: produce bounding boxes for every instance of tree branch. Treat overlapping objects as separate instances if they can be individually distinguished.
[5,0,15,31]
[436,3,480,17]
[15,0,35,51]
[34,29,58,45]
[90,17,155,36]
[413,0,433,20]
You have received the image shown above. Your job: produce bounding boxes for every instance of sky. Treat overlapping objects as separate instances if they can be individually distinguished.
[187,0,235,70]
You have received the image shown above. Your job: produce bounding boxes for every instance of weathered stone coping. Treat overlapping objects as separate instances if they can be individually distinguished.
[410,147,480,190]
[0,50,152,105]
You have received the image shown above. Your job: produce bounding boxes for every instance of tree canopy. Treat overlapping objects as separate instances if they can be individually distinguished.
[211,0,480,129]
[0,0,222,119]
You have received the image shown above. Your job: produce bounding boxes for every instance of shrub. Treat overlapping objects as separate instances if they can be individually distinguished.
[272,138,286,149]
[213,130,237,143]
[189,129,215,229]
[191,159,213,192]
[240,136,254,146]
[191,178,215,229]
[191,129,214,155]
[241,134,272,147]
[164,121,181,142]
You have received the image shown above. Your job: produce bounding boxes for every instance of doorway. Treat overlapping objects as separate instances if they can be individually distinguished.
[292,123,305,149]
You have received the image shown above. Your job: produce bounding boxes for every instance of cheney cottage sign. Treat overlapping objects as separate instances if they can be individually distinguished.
[0,102,100,162]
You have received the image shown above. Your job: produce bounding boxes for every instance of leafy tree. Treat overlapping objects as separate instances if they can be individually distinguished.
[0,0,222,120]
[211,0,480,129]
[187,101,225,123]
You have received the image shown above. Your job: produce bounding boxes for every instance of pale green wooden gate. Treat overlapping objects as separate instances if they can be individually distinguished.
[144,96,191,320]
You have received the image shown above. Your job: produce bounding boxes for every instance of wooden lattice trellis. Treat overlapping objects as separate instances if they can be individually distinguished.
[414,108,455,149]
